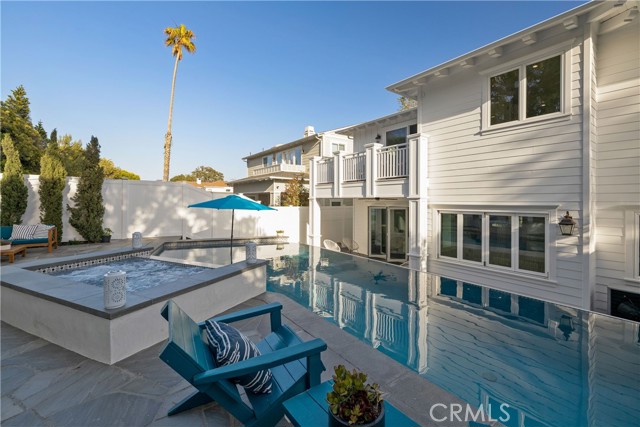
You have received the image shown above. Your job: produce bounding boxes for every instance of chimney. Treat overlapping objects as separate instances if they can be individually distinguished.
[304,126,316,137]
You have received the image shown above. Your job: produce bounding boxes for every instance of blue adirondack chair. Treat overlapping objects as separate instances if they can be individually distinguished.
[159,300,327,427]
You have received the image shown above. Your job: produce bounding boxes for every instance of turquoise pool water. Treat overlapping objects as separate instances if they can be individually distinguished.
[266,244,640,427]
[49,257,210,291]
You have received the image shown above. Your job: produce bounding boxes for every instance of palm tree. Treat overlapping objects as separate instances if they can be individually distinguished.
[163,24,196,181]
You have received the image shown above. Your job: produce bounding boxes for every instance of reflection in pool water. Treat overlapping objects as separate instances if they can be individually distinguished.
[267,244,640,427]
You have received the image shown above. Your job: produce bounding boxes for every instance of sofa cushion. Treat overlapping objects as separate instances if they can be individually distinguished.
[10,238,49,245]
[204,319,273,394]
[10,225,38,241]
[32,224,53,239]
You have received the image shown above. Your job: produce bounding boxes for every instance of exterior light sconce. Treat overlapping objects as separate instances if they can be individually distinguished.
[559,211,576,236]
[558,315,575,341]
[375,134,381,143]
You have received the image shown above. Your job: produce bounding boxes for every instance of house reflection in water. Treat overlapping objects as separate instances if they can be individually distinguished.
[266,244,640,427]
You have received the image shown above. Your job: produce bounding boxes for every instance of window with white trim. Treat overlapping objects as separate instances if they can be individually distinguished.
[482,45,571,129]
[438,211,548,276]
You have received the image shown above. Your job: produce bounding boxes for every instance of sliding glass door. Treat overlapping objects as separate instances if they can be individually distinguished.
[369,207,407,262]
[369,208,387,258]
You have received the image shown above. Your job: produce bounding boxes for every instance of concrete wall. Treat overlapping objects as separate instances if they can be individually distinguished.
[13,176,308,243]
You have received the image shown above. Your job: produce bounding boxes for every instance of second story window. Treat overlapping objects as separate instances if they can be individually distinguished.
[489,54,563,126]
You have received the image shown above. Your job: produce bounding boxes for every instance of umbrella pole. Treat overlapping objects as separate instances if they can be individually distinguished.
[230,209,234,263]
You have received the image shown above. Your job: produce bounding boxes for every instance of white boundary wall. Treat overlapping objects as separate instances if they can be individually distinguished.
[14,175,308,242]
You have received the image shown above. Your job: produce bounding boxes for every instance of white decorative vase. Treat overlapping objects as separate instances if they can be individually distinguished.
[245,241,257,264]
[104,270,127,309]
[132,232,142,249]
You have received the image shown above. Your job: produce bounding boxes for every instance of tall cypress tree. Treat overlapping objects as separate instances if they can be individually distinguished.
[0,134,28,225]
[0,86,40,173]
[67,136,104,242]
[39,139,67,242]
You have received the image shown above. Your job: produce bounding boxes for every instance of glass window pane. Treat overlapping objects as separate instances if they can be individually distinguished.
[489,215,512,267]
[489,289,511,312]
[386,128,407,146]
[518,296,545,324]
[295,147,302,165]
[462,283,482,305]
[440,213,457,258]
[526,56,561,118]
[462,214,482,262]
[519,216,546,273]
[409,124,418,134]
[440,278,457,297]
[490,69,519,125]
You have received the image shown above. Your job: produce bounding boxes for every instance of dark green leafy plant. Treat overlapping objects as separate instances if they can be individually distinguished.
[0,134,28,225]
[39,139,67,242]
[327,365,383,425]
[68,136,105,242]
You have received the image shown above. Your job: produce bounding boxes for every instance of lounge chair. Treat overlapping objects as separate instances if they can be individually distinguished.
[323,239,342,252]
[341,238,360,254]
[159,300,327,427]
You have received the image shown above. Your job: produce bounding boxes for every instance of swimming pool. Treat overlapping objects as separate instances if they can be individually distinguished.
[157,242,298,266]
[265,244,640,427]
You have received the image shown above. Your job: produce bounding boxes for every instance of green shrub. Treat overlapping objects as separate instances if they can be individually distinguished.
[0,134,28,225]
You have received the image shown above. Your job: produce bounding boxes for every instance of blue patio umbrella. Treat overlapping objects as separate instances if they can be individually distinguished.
[188,194,277,262]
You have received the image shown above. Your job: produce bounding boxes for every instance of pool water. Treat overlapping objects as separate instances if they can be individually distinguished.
[157,243,298,266]
[266,244,640,427]
[49,257,211,291]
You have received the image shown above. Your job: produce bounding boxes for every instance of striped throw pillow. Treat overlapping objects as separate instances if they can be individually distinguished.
[10,224,38,240]
[32,224,53,239]
[205,319,273,394]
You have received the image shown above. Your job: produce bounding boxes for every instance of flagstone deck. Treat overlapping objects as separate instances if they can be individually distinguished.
[1,240,465,426]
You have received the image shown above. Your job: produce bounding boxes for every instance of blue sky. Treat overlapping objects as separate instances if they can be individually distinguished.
[2,1,587,181]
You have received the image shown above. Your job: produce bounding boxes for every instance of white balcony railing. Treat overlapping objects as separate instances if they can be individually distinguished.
[377,143,408,179]
[343,152,366,182]
[317,158,334,184]
[251,163,306,176]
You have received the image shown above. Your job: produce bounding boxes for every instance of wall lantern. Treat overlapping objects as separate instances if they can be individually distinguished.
[558,211,576,236]
[375,134,381,142]
[558,314,575,341]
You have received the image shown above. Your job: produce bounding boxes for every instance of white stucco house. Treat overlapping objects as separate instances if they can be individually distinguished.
[308,0,640,314]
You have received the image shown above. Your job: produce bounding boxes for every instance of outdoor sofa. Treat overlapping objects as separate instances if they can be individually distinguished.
[1,224,58,253]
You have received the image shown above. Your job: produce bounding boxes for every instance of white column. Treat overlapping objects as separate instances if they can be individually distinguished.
[407,134,429,271]
[364,143,382,198]
[333,151,344,198]
[308,157,323,247]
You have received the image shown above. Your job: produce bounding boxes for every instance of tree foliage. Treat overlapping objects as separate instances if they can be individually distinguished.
[279,176,309,207]
[0,86,41,173]
[57,134,86,176]
[170,165,224,182]
[68,136,105,242]
[397,96,417,111]
[100,158,140,180]
[39,140,67,242]
[0,135,28,225]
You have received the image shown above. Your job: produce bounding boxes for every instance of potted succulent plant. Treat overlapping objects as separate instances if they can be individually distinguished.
[101,228,112,243]
[327,365,385,427]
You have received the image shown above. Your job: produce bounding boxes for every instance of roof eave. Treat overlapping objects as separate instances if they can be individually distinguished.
[386,0,609,94]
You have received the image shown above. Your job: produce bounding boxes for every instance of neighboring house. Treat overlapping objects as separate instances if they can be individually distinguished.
[188,179,233,193]
[231,126,351,206]
[308,0,640,314]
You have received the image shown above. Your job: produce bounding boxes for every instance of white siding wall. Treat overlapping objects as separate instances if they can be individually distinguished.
[319,206,353,245]
[594,18,640,312]
[421,32,587,307]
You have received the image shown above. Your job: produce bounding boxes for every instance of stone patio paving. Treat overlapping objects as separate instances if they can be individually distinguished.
[1,240,467,426]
